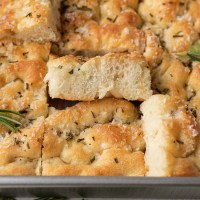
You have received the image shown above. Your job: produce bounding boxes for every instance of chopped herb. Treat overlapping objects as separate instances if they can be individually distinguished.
[107,17,113,22]
[18,92,23,97]
[90,156,95,163]
[114,158,119,163]
[190,108,197,118]
[77,138,84,143]
[26,12,32,17]
[66,133,73,141]
[25,83,29,89]
[77,6,92,11]
[188,90,196,101]
[174,140,184,145]
[23,52,29,57]
[68,69,73,74]
[9,60,18,63]
[91,111,95,118]
[13,137,19,145]
[58,65,63,69]
[173,31,184,38]
[27,143,30,149]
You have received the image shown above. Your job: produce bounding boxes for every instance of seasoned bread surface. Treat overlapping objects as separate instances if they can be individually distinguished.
[0,117,44,175]
[0,38,51,62]
[42,98,146,176]
[0,60,48,119]
[0,0,61,42]
[141,95,200,176]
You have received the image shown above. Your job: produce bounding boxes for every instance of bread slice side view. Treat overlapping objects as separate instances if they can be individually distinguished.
[141,95,200,176]
[45,53,152,101]
[0,116,44,175]
[0,0,61,42]
[42,98,145,176]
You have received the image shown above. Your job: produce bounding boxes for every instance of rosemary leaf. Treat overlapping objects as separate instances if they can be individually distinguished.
[0,114,22,125]
[0,118,16,132]
[0,109,24,118]
[177,41,200,62]
[0,109,24,132]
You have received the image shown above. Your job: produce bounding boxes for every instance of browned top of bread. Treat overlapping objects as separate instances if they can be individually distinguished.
[0,38,51,62]
[0,117,44,175]
[0,0,61,42]
[0,60,48,119]
[53,0,163,67]
[141,95,200,176]
[42,98,146,176]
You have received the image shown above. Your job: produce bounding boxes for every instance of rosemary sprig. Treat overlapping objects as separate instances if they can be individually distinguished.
[178,41,200,61]
[0,109,24,132]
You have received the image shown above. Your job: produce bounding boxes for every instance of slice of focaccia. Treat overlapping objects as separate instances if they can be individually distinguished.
[0,0,61,42]
[45,53,152,101]
[0,59,48,119]
[53,0,163,67]
[42,98,146,176]
[0,117,44,175]
[141,95,200,176]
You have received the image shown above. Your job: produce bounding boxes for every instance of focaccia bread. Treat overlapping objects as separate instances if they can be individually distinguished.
[139,0,199,54]
[53,0,163,67]
[0,60,48,119]
[152,53,190,99]
[187,62,200,123]
[0,0,61,42]
[0,117,44,175]
[0,38,51,62]
[42,98,146,176]
[141,95,200,176]
[45,53,152,101]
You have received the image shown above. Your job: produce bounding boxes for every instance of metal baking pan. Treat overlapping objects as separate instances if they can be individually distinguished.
[0,177,200,199]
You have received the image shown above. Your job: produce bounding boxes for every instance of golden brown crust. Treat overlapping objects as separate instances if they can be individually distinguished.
[42,98,146,176]
[0,38,51,62]
[0,117,44,175]
[163,17,198,53]
[141,95,200,176]
[0,0,61,42]
[138,0,187,28]
[0,60,48,119]
[55,0,163,67]
[152,53,190,99]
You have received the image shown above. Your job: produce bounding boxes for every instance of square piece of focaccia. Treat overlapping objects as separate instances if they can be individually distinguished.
[141,95,200,176]
[0,117,44,175]
[45,53,152,101]
[0,0,61,42]
[54,0,163,67]
[151,54,200,125]
[0,38,51,62]
[138,0,199,54]
[42,98,146,176]
[0,59,48,120]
